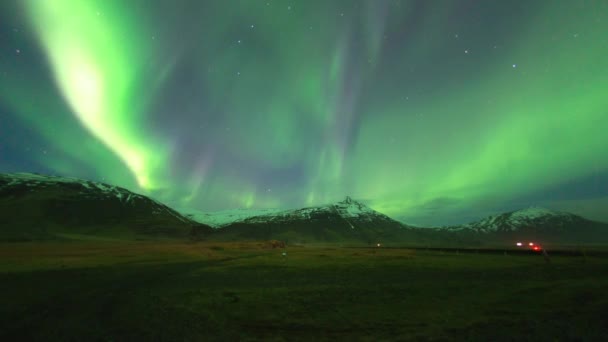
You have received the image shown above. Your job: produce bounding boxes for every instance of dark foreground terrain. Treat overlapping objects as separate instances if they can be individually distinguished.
[1,241,607,341]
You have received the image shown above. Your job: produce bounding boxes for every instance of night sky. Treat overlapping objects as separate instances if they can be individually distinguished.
[1,0,607,226]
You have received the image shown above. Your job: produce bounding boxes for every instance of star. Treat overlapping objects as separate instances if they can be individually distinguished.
[4,0,607,228]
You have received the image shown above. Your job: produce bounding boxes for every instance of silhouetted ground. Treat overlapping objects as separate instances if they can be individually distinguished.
[1,241,607,341]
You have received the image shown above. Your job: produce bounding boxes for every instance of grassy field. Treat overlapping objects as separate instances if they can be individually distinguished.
[1,241,607,341]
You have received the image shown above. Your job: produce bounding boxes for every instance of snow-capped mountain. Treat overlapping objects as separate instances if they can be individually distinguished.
[178,207,284,228]
[443,207,608,244]
[241,196,404,227]
[0,173,211,240]
[213,196,413,244]
[446,207,583,233]
[1,173,186,218]
[183,196,407,228]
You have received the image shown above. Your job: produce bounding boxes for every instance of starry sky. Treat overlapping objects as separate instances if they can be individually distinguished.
[1,0,607,226]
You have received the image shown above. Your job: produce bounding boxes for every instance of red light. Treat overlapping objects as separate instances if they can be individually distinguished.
[533,246,541,251]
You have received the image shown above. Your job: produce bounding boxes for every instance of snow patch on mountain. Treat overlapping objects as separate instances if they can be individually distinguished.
[238,196,398,228]
[1,173,139,203]
[510,207,564,221]
[335,196,377,219]
[0,173,191,222]
[179,208,286,227]
[180,196,396,228]
[446,206,575,233]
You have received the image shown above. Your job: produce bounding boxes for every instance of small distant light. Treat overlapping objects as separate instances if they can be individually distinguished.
[516,242,522,246]
[529,242,534,246]
[533,246,541,251]
[377,243,381,247]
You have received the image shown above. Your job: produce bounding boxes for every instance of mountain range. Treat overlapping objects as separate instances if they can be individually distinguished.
[1,172,606,245]
[197,199,608,246]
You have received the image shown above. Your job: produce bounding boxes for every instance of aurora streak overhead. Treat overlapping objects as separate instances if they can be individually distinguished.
[1,0,607,225]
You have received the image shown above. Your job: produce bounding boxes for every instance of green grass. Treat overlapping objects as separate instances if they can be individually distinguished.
[1,242,607,341]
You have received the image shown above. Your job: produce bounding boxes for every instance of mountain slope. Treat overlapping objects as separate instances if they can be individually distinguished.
[179,207,284,228]
[212,196,417,244]
[0,173,212,241]
[444,207,608,245]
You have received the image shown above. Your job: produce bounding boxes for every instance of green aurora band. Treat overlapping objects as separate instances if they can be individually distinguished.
[1,0,607,224]
[25,0,167,190]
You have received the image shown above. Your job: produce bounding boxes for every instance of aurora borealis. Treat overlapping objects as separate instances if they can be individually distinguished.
[1,0,607,225]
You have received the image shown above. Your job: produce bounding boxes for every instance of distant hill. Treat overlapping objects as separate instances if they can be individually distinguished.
[441,207,608,246]
[0,173,212,241]
[211,196,423,245]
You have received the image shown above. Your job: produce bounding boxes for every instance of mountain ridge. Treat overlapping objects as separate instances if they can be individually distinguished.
[211,196,414,244]
[440,206,608,244]
[0,172,212,241]
[2,172,606,245]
